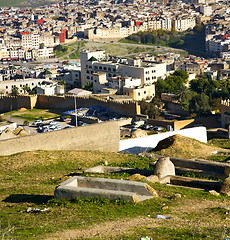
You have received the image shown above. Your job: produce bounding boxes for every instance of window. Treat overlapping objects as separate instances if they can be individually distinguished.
[99,66,102,70]
[87,76,90,79]
[138,93,140,96]
[86,70,89,73]
[108,67,111,71]
[144,91,146,94]
[6,86,8,89]
[104,67,107,70]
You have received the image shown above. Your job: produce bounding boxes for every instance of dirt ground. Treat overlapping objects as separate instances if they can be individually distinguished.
[44,198,230,240]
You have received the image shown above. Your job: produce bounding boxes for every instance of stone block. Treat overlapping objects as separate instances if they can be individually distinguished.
[153,157,175,179]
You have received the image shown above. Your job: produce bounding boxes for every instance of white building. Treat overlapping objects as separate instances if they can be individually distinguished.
[174,18,196,31]
[0,78,44,94]
[21,34,40,49]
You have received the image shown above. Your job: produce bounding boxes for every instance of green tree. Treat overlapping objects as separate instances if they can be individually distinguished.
[39,43,45,49]
[58,79,66,85]
[189,93,210,116]
[139,100,161,119]
[11,86,19,96]
[22,85,31,94]
[83,82,93,91]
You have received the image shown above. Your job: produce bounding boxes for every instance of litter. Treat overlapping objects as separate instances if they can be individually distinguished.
[156,215,170,219]
[140,237,152,240]
[26,207,49,213]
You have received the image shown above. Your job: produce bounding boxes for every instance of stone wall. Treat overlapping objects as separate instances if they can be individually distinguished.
[0,121,120,156]
[0,95,38,113]
[37,95,140,116]
[147,119,194,131]
[0,94,140,117]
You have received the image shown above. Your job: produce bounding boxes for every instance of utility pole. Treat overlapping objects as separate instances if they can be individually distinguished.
[10,105,12,122]
[74,96,78,127]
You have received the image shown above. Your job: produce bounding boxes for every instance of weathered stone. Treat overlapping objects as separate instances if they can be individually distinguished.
[224,166,230,177]
[220,176,230,196]
[129,173,147,181]
[55,176,157,202]
[209,190,220,196]
[146,175,159,183]
[161,205,169,210]
[173,193,181,198]
[153,157,175,179]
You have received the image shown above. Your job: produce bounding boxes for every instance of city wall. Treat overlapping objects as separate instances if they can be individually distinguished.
[0,121,120,156]
[0,95,38,112]
[0,95,140,117]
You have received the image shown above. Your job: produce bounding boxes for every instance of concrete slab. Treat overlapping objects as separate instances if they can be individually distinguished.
[54,176,158,203]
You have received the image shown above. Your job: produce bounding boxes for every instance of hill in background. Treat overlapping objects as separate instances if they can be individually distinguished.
[0,0,58,8]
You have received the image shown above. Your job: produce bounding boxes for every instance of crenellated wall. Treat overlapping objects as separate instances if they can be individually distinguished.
[0,94,140,117]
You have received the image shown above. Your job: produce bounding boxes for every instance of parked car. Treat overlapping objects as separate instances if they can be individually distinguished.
[54,125,62,130]
[49,125,57,130]
[32,119,42,126]
[49,120,57,125]
[151,126,164,131]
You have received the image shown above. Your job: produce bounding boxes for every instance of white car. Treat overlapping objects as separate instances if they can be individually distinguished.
[32,119,43,126]
[54,125,62,130]
[49,120,57,125]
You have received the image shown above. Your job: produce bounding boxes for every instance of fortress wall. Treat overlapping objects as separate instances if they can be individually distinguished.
[0,121,120,156]
[37,95,140,116]
[0,95,38,112]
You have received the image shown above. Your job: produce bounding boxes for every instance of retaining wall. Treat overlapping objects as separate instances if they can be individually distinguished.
[119,126,207,154]
[0,121,120,156]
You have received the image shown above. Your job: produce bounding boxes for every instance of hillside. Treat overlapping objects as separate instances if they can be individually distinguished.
[1,149,230,239]
[0,0,58,8]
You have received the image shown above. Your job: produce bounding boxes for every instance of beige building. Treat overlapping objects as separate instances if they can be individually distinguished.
[123,84,155,101]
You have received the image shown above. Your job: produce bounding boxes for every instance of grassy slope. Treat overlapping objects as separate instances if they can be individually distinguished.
[0,0,58,7]
[1,149,230,239]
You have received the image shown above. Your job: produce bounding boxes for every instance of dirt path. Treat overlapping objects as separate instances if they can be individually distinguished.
[44,198,230,240]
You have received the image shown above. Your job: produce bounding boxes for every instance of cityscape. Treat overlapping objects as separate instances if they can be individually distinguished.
[1,0,230,239]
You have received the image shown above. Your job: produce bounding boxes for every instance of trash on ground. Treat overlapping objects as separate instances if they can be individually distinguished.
[156,214,170,219]
[26,207,49,213]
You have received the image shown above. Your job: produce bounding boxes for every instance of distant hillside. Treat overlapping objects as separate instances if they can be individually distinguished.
[0,0,59,8]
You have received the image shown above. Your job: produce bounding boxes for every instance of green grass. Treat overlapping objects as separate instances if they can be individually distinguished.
[208,138,230,150]
[4,108,60,121]
[0,150,230,239]
[0,0,57,7]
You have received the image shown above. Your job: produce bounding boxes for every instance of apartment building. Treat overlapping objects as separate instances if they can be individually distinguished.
[173,18,196,31]
[80,50,166,87]
[21,33,40,49]
[0,78,44,94]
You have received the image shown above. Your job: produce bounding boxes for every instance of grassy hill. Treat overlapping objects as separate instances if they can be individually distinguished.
[0,0,58,8]
[1,148,230,239]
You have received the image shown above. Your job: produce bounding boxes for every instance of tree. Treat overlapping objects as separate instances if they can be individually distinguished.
[22,85,31,94]
[11,86,19,96]
[83,82,93,91]
[39,43,45,49]
[189,93,211,116]
[58,79,66,85]
[139,100,161,119]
